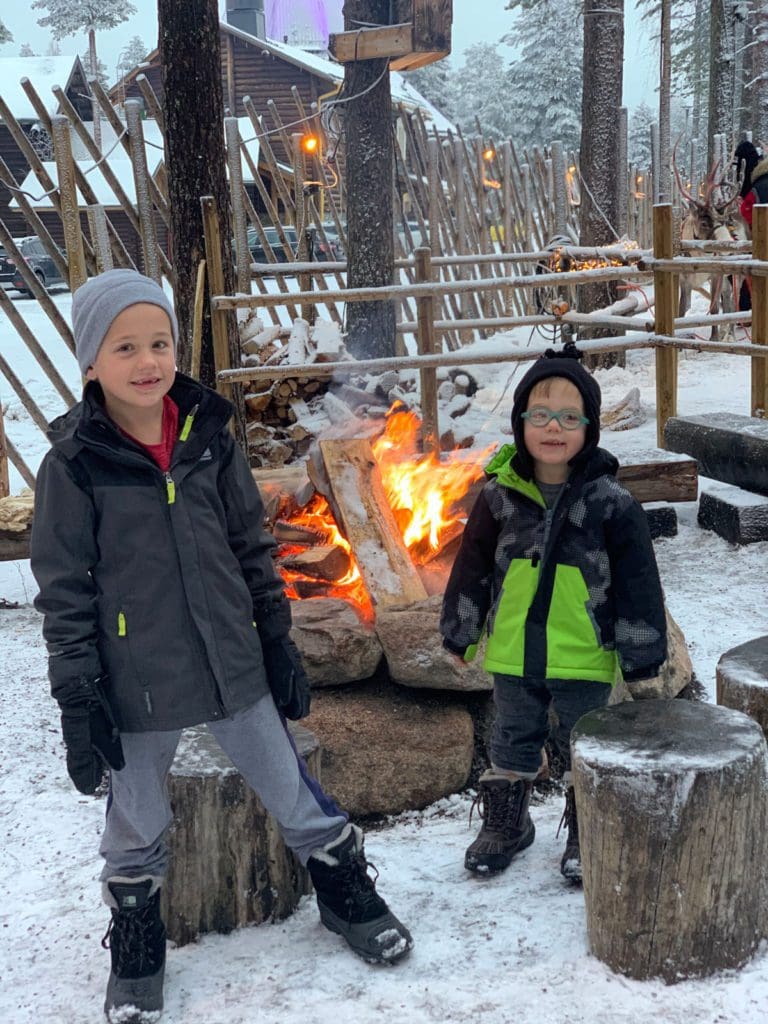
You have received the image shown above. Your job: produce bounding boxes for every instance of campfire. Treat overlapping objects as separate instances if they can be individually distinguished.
[272,405,495,619]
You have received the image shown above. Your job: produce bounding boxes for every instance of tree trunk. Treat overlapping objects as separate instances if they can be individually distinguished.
[573,700,768,982]
[708,0,735,167]
[577,0,625,369]
[690,0,708,144]
[343,0,396,360]
[158,0,245,443]
[752,2,768,143]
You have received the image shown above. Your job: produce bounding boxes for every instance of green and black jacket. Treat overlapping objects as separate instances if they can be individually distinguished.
[31,373,289,732]
[440,444,667,683]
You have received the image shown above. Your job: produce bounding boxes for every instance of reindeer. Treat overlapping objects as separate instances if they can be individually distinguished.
[673,151,747,340]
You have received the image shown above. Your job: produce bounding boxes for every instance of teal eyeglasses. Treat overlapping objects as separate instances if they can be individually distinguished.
[521,406,589,430]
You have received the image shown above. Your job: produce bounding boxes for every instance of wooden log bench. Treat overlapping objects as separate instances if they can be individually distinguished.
[160,721,320,947]
[698,478,768,545]
[664,412,768,495]
[571,699,768,982]
[717,635,768,739]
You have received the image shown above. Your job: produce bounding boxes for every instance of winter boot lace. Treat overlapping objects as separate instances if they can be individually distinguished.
[308,823,413,964]
[559,786,582,883]
[102,877,166,1023]
[464,777,535,875]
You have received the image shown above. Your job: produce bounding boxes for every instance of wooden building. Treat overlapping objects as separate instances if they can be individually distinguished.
[0,55,92,237]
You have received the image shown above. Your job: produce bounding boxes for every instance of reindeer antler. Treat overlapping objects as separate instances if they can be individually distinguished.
[672,136,698,206]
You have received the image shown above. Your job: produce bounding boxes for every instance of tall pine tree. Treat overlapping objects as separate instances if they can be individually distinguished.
[504,0,582,151]
[0,19,12,45]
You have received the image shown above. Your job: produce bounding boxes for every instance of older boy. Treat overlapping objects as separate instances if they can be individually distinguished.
[31,269,412,1024]
[440,344,666,882]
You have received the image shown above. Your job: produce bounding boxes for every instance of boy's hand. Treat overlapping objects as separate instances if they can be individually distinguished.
[262,637,312,720]
[56,677,125,794]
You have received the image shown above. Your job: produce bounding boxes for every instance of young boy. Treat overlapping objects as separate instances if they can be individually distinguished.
[440,344,667,882]
[30,269,412,1024]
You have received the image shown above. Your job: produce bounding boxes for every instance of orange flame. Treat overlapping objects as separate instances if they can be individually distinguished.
[372,406,495,564]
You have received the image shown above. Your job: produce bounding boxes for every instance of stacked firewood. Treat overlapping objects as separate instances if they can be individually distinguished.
[237,313,481,468]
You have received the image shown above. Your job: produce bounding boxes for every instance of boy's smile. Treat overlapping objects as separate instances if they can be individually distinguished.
[85,303,176,436]
[523,378,587,484]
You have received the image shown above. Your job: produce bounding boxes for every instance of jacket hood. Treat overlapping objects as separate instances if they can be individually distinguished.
[510,345,602,479]
[46,372,233,456]
[486,442,618,492]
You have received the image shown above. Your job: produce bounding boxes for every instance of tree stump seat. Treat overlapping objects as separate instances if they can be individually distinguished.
[571,699,768,982]
[698,480,768,545]
[160,721,320,946]
[717,635,768,739]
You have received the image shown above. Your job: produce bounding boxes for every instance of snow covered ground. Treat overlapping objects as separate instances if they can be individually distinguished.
[2,292,768,1022]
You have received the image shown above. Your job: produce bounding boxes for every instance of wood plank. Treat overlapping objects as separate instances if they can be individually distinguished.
[617,458,698,504]
[319,438,427,609]
[329,25,413,63]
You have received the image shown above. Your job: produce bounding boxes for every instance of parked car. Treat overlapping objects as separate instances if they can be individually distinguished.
[242,225,316,267]
[6,236,67,296]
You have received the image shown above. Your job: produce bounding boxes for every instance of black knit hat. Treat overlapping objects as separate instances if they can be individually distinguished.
[511,343,601,479]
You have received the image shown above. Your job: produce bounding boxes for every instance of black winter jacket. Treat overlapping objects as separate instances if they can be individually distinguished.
[31,373,289,732]
[440,444,667,683]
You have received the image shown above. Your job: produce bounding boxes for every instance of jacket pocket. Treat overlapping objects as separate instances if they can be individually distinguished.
[546,564,617,682]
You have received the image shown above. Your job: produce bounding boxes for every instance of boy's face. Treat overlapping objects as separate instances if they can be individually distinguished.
[85,303,175,420]
[523,378,587,484]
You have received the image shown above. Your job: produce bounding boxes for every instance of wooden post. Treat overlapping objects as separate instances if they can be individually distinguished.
[414,247,438,455]
[191,260,207,382]
[50,115,87,292]
[0,401,9,499]
[87,204,114,273]
[201,197,232,393]
[225,117,251,297]
[653,204,677,445]
[751,205,768,417]
[292,132,315,325]
[453,139,470,341]
[125,99,160,283]
[617,109,628,238]
[550,140,568,238]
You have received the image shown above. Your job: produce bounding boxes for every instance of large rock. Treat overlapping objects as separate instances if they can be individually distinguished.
[610,607,692,702]
[376,594,492,692]
[290,597,383,686]
[302,683,474,815]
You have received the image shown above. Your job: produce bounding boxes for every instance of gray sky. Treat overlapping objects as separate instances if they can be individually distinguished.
[0,1,657,111]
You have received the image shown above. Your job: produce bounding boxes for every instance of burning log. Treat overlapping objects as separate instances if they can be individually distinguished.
[272,520,325,545]
[318,437,428,609]
[281,544,351,582]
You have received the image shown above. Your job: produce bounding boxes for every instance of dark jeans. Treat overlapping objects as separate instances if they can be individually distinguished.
[491,674,611,775]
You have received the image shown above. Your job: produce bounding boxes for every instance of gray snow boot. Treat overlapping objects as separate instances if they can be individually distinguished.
[465,777,535,874]
[308,823,413,964]
[559,786,582,883]
[102,877,166,1023]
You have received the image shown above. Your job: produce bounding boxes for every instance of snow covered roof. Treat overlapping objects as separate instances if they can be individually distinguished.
[221,22,454,133]
[0,56,84,121]
[10,158,164,209]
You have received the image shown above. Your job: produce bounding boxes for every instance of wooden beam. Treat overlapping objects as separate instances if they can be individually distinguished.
[329,24,413,63]
[319,438,427,610]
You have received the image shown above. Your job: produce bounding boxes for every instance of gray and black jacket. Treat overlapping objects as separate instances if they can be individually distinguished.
[440,444,667,684]
[31,373,289,732]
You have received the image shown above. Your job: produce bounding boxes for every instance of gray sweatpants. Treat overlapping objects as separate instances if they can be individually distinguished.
[99,694,347,886]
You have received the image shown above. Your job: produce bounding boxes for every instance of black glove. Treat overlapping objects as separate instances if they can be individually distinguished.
[56,677,125,795]
[261,637,311,720]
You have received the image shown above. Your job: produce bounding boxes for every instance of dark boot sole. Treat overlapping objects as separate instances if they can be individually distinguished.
[465,820,536,875]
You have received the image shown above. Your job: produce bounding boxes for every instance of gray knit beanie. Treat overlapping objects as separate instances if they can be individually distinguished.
[72,269,178,373]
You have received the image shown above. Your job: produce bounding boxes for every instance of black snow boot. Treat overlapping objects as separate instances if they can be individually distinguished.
[464,777,535,875]
[559,786,582,883]
[102,877,166,1023]
[308,823,413,964]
